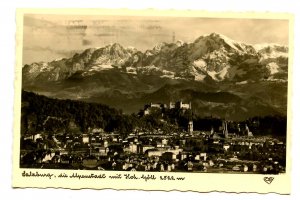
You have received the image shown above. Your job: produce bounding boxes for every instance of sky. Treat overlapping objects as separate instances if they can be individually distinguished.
[23,14,289,65]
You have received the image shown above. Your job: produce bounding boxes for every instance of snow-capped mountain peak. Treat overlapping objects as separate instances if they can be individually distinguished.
[209,33,243,51]
[254,43,288,60]
[23,33,288,84]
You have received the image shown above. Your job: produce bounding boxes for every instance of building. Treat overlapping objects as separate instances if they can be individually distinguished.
[129,143,138,154]
[82,134,89,144]
[149,103,162,108]
[200,153,207,161]
[139,145,155,153]
[169,102,176,109]
[188,121,193,133]
[143,103,166,115]
[98,147,109,156]
[222,121,228,138]
[162,139,168,145]
[147,149,163,157]
[223,144,230,151]
[143,101,191,115]
[245,124,253,137]
[169,101,191,110]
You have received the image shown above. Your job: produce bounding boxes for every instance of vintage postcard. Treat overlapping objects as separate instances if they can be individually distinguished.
[13,9,293,193]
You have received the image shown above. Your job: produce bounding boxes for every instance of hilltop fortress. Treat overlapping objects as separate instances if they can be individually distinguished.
[143,100,191,115]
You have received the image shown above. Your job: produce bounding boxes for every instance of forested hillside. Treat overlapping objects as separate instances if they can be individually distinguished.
[21,90,287,138]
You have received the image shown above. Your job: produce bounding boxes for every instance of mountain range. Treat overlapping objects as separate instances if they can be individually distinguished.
[22,33,289,120]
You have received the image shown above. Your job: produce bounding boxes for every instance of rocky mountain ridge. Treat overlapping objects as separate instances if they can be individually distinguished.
[23,33,288,84]
[22,33,289,120]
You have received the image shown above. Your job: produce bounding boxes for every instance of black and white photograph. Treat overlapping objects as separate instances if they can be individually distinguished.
[18,12,290,175]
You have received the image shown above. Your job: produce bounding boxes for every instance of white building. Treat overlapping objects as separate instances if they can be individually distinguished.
[140,145,155,153]
[148,150,163,157]
[129,143,138,153]
[223,144,230,151]
[169,101,192,110]
[82,134,89,144]
[188,121,193,133]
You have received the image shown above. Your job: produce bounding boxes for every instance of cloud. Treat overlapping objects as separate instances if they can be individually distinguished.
[24,46,78,56]
[23,14,289,64]
[94,33,115,37]
[22,46,81,65]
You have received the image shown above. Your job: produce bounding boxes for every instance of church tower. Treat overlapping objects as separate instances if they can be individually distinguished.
[223,121,228,138]
[188,120,193,134]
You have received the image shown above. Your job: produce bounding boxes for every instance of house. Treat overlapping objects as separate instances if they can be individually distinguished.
[166,164,172,172]
[212,132,222,140]
[147,149,163,157]
[82,134,89,144]
[223,144,230,151]
[139,145,155,153]
[232,165,241,171]
[23,134,36,141]
[129,143,138,154]
[243,165,249,172]
[167,148,183,156]
[91,128,104,133]
[230,155,238,161]
[122,162,131,170]
[187,161,193,171]
[91,142,102,148]
[33,133,42,142]
[180,139,186,146]
[179,152,189,160]
[171,163,175,170]
[169,102,176,109]
[98,147,109,156]
[152,162,158,170]
[195,153,206,161]
[252,164,257,172]
[103,140,108,148]
[208,160,214,167]
[156,142,164,148]
[42,152,55,163]
[160,163,165,171]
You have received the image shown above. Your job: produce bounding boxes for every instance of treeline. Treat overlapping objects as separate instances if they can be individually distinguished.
[21,90,287,138]
[244,116,287,137]
[21,91,222,136]
[21,90,132,136]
